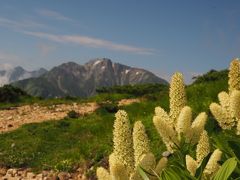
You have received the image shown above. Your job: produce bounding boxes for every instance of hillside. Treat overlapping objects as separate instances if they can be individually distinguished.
[0,67,230,179]
[13,58,168,98]
[192,69,228,84]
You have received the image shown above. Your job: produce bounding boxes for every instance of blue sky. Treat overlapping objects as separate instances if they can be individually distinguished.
[0,0,239,83]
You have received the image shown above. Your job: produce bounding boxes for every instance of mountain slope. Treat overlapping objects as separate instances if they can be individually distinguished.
[13,58,168,98]
[0,65,47,86]
[192,69,228,84]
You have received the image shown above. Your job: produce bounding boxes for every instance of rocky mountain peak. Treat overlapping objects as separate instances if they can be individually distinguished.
[13,59,168,98]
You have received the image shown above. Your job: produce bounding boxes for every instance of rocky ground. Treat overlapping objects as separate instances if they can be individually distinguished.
[0,167,88,180]
[0,103,99,133]
[0,98,140,179]
[118,98,140,106]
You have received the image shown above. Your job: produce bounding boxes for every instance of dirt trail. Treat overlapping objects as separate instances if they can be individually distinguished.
[0,98,140,133]
[0,102,99,133]
[118,98,140,106]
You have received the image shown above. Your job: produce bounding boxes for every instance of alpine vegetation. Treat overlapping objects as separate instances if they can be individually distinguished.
[169,72,187,125]
[97,59,240,180]
[133,121,150,167]
[153,72,208,152]
[185,130,223,178]
[228,58,240,93]
[112,110,134,174]
[96,110,168,180]
[210,58,240,134]
[203,149,222,179]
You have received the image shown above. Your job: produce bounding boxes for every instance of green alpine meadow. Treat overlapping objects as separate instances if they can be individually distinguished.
[0,58,240,179]
[0,1,239,179]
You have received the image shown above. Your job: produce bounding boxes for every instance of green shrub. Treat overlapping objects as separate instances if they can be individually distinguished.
[0,85,29,103]
[54,159,74,172]
[98,102,119,113]
[0,147,35,167]
[67,110,80,118]
[192,69,228,84]
[96,83,169,97]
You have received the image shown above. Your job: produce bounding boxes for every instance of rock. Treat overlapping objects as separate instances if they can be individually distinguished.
[162,151,172,157]
[6,169,14,176]
[42,170,49,177]
[36,173,43,179]
[7,124,13,128]
[47,172,58,180]
[0,167,7,176]
[79,174,87,180]
[73,103,78,109]
[27,172,36,179]
[58,172,71,180]
[7,116,13,120]
[17,170,25,176]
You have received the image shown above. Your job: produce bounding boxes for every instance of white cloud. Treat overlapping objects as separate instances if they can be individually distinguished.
[23,31,156,55]
[37,9,74,22]
[0,17,46,30]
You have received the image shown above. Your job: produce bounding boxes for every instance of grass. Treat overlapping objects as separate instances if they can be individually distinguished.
[0,109,114,172]
[0,74,230,177]
[187,78,228,114]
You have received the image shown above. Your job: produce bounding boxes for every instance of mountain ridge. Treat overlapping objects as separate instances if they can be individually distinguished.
[13,58,168,98]
[0,65,47,86]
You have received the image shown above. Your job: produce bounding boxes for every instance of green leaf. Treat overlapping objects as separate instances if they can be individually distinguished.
[137,166,150,180]
[213,157,237,180]
[228,141,240,161]
[160,167,191,180]
[195,153,211,179]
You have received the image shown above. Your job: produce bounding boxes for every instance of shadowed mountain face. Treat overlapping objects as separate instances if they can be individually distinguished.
[13,58,168,98]
[0,66,47,86]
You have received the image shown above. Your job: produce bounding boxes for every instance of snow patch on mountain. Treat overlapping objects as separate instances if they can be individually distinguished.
[125,69,130,74]
[93,60,102,66]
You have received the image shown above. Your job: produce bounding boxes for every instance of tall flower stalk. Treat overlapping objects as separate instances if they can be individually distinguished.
[97,110,167,180]
[210,59,240,134]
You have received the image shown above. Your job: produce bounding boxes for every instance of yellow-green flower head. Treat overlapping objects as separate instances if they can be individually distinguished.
[186,155,198,177]
[169,72,187,124]
[109,153,128,180]
[228,58,240,93]
[210,103,234,129]
[155,157,168,175]
[204,149,222,178]
[176,106,192,140]
[153,115,178,152]
[218,91,230,109]
[113,110,134,173]
[196,130,210,163]
[133,121,150,167]
[191,112,207,144]
[96,167,111,180]
[230,90,240,120]
[155,106,173,125]
[237,120,240,135]
[139,153,156,172]
[129,172,139,180]
[130,153,156,180]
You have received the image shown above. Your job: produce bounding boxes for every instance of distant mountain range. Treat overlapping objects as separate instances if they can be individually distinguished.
[0,65,47,86]
[12,58,168,98]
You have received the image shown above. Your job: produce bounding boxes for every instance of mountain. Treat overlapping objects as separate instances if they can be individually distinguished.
[13,58,168,98]
[0,65,47,86]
